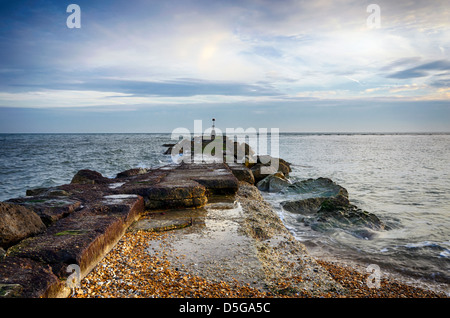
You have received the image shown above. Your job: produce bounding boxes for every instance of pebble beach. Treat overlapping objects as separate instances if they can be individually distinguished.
[72,230,446,299]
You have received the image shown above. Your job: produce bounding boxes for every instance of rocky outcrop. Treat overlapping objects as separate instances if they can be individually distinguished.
[256,172,291,192]
[0,202,46,249]
[281,178,385,239]
[71,169,111,185]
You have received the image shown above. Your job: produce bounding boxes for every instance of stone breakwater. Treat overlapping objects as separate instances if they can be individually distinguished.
[0,152,298,298]
[0,139,446,298]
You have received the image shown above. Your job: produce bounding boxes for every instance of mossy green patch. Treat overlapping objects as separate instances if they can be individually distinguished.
[54,230,89,236]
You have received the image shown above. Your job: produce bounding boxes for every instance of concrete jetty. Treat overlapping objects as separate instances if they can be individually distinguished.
[0,162,244,297]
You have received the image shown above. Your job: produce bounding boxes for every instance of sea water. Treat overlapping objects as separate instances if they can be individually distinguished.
[0,133,449,294]
[268,133,450,294]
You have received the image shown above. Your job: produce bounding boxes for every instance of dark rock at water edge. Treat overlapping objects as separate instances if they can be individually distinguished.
[281,178,385,239]
[281,177,348,197]
[71,169,111,185]
[256,172,291,192]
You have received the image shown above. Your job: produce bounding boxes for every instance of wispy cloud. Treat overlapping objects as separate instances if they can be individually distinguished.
[387,60,450,79]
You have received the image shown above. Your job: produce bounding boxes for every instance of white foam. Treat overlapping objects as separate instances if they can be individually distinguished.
[404,241,439,248]
[103,194,138,204]
[108,182,125,189]
[439,250,450,258]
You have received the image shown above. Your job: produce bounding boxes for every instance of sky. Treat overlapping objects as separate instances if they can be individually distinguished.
[0,0,449,133]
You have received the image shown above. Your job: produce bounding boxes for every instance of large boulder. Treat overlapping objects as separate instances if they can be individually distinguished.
[281,177,348,197]
[71,169,110,185]
[281,178,385,239]
[258,155,291,175]
[250,164,278,183]
[6,197,81,227]
[256,172,291,192]
[0,202,46,249]
[250,156,292,183]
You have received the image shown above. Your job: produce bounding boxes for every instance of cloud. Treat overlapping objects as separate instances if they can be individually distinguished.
[3,77,280,98]
[387,60,450,79]
[0,0,449,132]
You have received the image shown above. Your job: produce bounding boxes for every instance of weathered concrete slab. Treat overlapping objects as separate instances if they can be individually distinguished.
[7,195,144,280]
[114,163,238,210]
[0,256,65,298]
[226,163,255,184]
[0,202,46,249]
[168,163,239,196]
[6,197,82,226]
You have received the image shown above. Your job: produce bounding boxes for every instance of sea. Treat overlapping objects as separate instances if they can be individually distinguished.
[0,133,449,295]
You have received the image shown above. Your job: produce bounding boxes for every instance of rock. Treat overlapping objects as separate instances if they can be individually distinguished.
[116,168,148,179]
[257,172,292,192]
[243,155,257,169]
[232,141,256,162]
[281,178,385,237]
[282,197,328,214]
[250,156,292,183]
[189,165,239,196]
[278,161,291,177]
[118,164,228,210]
[0,257,65,298]
[26,188,49,196]
[7,200,144,279]
[70,169,110,185]
[318,198,384,230]
[0,202,46,249]
[251,164,278,183]
[257,155,292,175]
[226,163,255,184]
[0,247,5,260]
[6,197,82,227]
[282,194,350,214]
[282,177,348,198]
